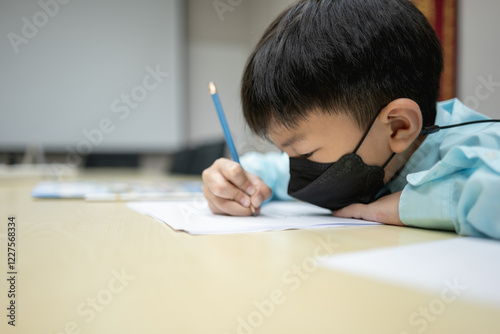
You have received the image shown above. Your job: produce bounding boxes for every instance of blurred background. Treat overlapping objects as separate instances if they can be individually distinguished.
[0,0,499,175]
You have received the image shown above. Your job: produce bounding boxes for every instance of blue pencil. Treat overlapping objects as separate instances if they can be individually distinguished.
[208,81,256,216]
[208,82,240,163]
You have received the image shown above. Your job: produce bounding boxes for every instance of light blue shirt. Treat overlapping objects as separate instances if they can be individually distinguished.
[241,151,292,202]
[241,99,500,239]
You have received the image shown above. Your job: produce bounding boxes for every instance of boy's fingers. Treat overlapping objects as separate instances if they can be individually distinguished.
[203,162,255,210]
[204,187,254,216]
[218,160,256,196]
[202,157,268,215]
[215,198,256,216]
[204,171,252,207]
[246,173,272,208]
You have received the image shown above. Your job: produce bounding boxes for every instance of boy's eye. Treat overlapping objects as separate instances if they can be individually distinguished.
[298,151,314,159]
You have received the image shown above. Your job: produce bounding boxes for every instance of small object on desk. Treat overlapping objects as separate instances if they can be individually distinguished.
[208,81,256,216]
[0,163,77,179]
[31,180,204,201]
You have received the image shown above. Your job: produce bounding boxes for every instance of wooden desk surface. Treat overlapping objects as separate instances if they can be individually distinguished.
[1,170,499,334]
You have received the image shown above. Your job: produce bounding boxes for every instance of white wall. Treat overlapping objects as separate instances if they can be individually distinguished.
[0,0,185,153]
[457,0,500,118]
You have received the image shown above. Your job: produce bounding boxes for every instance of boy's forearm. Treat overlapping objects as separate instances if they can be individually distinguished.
[333,191,404,226]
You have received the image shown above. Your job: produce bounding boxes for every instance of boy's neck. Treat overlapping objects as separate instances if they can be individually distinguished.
[384,134,427,184]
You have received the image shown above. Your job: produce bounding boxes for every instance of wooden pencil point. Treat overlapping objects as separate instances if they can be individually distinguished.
[208,82,217,95]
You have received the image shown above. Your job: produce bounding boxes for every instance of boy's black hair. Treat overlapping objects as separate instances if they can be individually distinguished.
[241,0,443,137]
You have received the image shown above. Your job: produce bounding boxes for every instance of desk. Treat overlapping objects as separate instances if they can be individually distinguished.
[1,170,499,334]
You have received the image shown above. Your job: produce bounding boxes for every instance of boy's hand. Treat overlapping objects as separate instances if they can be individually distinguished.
[332,191,404,226]
[202,158,272,216]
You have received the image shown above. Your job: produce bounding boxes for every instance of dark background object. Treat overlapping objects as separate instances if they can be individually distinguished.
[170,140,226,175]
[85,154,139,168]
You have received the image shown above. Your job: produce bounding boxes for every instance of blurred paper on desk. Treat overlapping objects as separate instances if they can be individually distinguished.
[31,180,203,201]
[321,238,500,307]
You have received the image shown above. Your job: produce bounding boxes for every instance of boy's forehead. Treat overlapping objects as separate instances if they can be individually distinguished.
[267,113,325,148]
[267,118,307,148]
[270,130,306,149]
[267,111,361,148]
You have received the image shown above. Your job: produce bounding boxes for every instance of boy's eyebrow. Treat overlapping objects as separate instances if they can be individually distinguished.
[280,133,306,148]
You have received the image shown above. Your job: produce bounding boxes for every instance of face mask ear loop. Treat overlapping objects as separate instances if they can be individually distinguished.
[352,106,394,168]
[381,152,396,169]
[353,113,379,154]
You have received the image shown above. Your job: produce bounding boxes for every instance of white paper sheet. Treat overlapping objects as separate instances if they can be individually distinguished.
[127,200,380,235]
[321,237,500,307]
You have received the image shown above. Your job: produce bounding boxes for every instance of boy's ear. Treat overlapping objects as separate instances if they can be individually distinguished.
[379,98,423,154]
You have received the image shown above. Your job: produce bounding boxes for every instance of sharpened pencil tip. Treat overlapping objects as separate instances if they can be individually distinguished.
[208,82,217,95]
[250,205,257,217]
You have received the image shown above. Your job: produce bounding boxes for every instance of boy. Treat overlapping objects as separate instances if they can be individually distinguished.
[202,0,500,239]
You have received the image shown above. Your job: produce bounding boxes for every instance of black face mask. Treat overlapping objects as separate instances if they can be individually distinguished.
[287,116,394,211]
[287,115,500,212]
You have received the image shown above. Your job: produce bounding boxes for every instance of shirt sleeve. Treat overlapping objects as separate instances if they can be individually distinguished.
[240,151,292,201]
[400,140,500,239]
